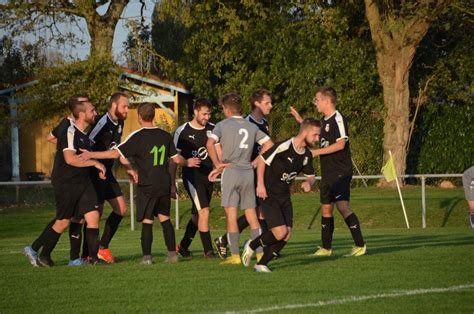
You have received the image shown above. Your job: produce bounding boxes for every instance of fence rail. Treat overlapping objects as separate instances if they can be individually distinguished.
[0,174,463,230]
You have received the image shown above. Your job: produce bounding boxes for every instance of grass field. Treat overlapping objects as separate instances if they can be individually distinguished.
[1,186,473,312]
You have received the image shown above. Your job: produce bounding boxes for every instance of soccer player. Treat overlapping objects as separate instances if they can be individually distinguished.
[206,93,272,265]
[23,98,106,267]
[79,102,199,264]
[214,89,273,260]
[171,98,216,258]
[87,92,130,263]
[291,87,366,257]
[241,118,320,272]
[462,166,474,228]
[29,94,92,266]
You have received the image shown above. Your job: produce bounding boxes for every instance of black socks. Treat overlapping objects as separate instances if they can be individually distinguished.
[69,222,82,260]
[161,219,176,252]
[321,217,334,249]
[141,223,153,256]
[345,213,365,247]
[100,212,123,249]
[180,218,198,249]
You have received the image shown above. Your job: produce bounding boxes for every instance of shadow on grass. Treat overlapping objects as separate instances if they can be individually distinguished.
[440,197,464,227]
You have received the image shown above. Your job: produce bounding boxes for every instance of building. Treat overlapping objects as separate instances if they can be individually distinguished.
[0,69,192,181]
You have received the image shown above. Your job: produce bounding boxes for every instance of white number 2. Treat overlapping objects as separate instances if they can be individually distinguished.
[239,128,249,149]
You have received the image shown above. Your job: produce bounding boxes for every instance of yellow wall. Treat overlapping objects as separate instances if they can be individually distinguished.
[19,108,176,178]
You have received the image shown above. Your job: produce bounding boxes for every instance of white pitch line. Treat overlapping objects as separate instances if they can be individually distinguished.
[224,284,474,314]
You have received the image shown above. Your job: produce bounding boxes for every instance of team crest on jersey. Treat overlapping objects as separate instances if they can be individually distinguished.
[303,156,308,166]
[325,124,330,132]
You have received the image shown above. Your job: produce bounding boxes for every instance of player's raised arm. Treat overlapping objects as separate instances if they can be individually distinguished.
[290,106,304,124]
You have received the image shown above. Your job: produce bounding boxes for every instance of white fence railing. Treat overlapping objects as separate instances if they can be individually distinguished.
[0,174,463,230]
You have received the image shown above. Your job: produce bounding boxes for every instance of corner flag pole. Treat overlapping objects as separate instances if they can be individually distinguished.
[390,150,410,229]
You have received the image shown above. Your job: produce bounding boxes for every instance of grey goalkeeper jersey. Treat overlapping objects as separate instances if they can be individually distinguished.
[209,116,270,170]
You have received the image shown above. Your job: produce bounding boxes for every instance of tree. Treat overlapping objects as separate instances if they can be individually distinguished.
[0,1,132,60]
[364,0,452,179]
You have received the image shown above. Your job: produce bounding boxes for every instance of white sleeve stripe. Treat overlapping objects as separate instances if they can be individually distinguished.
[263,139,291,165]
[118,128,143,148]
[336,136,348,141]
[67,125,75,150]
[304,174,315,177]
[209,134,219,142]
[63,148,75,152]
[257,135,271,146]
[173,123,187,148]
[335,111,347,139]
[88,115,108,142]
[170,153,179,159]
[114,147,126,159]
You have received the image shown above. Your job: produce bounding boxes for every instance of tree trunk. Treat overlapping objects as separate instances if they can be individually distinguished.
[376,44,416,183]
[88,19,115,60]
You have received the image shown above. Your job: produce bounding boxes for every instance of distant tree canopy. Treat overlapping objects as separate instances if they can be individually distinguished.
[152,0,472,176]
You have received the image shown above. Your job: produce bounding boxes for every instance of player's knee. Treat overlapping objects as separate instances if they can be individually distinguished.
[143,219,154,225]
[84,211,100,228]
[273,228,288,241]
[53,219,70,233]
[198,208,209,218]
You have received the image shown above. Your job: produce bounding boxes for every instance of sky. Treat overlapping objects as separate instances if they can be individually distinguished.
[4,0,156,65]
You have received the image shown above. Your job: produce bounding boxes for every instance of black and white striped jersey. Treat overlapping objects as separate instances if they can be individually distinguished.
[89,112,124,169]
[246,115,270,161]
[320,110,352,178]
[173,122,214,178]
[51,124,94,184]
[261,138,314,195]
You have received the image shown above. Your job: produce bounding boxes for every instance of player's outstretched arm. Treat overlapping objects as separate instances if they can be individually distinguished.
[46,133,57,144]
[119,156,138,184]
[290,106,304,124]
[63,150,106,179]
[311,138,346,157]
[169,159,178,199]
[78,148,120,160]
[256,156,268,199]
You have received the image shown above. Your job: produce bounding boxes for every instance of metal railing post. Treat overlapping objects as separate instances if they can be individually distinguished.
[421,176,426,229]
[130,181,135,231]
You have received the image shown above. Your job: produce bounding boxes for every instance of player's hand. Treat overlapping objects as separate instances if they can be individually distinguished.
[301,181,312,193]
[95,162,106,180]
[187,157,201,168]
[127,169,138,184]
[78,148,92,161]
[251,158,258,169]
[208,168,221,182]
[170,184,178,199]
[290,106,304,124]
[256,184,268,200]
[216,162,229,172]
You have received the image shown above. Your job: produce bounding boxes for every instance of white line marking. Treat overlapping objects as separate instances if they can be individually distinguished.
[224,284,474,314]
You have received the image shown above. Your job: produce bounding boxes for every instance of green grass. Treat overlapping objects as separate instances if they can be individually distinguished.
[0,187,473,312]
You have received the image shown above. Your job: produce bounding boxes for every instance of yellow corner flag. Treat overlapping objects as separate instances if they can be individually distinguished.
[382,155,397,182]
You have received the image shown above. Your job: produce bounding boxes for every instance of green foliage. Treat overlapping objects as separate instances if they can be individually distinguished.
[18,56,120,125]
[408,2,473,174]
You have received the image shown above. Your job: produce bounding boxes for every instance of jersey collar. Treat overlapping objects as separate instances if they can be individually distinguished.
[188,121,205,130]
[107,112,119,126]
[323,110,338,121]
[291,137,306,155]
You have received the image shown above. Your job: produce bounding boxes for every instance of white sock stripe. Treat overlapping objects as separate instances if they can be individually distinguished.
[223,284,474,314]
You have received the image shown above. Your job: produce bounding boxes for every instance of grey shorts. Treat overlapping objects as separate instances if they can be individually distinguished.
[221,168,256,209]
[463,166,474,201]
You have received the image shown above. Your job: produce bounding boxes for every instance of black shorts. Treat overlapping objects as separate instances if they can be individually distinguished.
[136,187,171,222]
[91,168,123,204]
[53,180,100,220]
[259,195,293,228]
[183,175,213,214]
[320,175,351,204]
